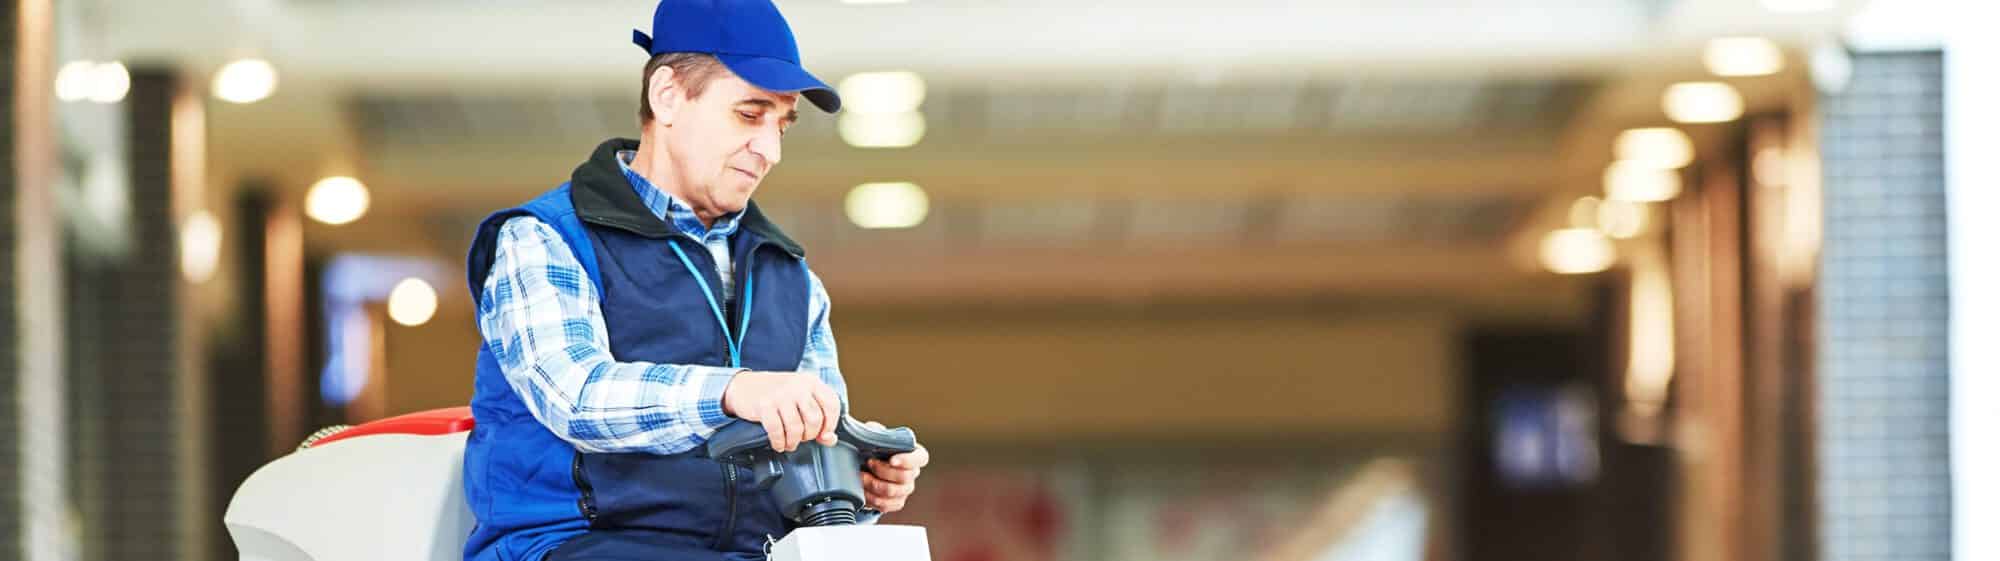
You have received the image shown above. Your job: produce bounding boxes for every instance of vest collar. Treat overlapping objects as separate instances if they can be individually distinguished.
[569,138,806,258]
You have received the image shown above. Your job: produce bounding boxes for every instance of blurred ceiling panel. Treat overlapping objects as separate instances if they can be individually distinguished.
[99,0,1856,86]
[350,78,1595,152]
[409,190,1532,268]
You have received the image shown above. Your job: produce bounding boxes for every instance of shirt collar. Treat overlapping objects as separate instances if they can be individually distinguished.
[615,149,742,240]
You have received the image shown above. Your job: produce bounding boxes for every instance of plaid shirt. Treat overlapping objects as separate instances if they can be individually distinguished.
[476,151,847,455]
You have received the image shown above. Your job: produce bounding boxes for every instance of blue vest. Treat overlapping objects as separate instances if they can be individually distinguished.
[461,139,813,561]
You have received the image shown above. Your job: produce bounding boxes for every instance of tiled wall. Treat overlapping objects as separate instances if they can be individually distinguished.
[64,68,189,561]
[1817,49,1951,561]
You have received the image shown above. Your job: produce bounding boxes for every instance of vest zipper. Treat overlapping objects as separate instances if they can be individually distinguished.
[571,452,599,527]
[714,463,740,550]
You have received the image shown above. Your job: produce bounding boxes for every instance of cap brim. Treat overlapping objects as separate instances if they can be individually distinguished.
[715,54,841,114]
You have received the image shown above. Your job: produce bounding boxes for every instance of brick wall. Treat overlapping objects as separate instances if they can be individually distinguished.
[58,68,185,561]
[1816,49,1951,561]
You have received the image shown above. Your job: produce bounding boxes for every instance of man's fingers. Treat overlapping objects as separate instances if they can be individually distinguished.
[867,458,920,484]
[759,411,787,452]
[812,386,843,442]
[862,472,913,500]
[861,473,892,498]
[797,399,825,445]
[861,466,917,513]
[892,445,930,469]
[775,403,804,451]
[872,496,907,513]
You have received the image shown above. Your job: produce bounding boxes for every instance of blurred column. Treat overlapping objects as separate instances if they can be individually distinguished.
[59,65,210,561]
[263,193,307,456]
[2,1,23,556]
[1665,111,1821,561]
[202,184,309,561]
[6,1,68,560]
[203,184,295,560]
[1670,163,1748,561]
[220,186,308,459]
[1816,50,1949,561]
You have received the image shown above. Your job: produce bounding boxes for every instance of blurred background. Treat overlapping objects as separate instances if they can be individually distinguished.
[3,0,1994,560]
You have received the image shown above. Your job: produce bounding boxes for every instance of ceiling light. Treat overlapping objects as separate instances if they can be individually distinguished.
[1614,127,1695,169]
[55,61,96,102]
[1540,228,1616,275]
[88,62,130,103]
[839,71,926,114]
[1704,37,1786,77]
[387,277,439,327]
[213,59,278,104]
[1663,82,1744,124]
[58,61,132,104]
[86,62,129,104]
[839,111,926,148]
[1597,199,1648,239]
[305,176,370,225]
[1604,161,1683,202]
[845,182,929,229]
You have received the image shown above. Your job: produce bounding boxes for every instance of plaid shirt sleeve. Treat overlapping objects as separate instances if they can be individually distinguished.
[478,216,742,455]
[799,268,851,413]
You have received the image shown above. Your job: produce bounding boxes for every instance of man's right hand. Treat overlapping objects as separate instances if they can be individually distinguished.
[720,371,842,452]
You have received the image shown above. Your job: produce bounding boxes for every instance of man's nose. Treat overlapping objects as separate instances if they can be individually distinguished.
[748,127,782,169]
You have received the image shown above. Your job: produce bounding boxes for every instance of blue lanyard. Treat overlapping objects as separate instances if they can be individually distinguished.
[668,241,754,368]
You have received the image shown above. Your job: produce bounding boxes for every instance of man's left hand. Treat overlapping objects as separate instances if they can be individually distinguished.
[861,437,928,514]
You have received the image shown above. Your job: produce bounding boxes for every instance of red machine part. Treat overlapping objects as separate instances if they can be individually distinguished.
[310,407,476,447]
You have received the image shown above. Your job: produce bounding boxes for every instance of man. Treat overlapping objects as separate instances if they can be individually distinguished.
[459,2,928,560]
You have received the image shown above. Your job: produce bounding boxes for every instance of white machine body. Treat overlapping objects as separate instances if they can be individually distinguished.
[770,525,932,561]
[224,432,474,561]
[224,421,932,561]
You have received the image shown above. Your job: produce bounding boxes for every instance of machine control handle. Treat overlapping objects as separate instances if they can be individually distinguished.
[706,416,917,465]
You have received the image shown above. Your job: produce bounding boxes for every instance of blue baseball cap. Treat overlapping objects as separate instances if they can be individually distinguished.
[632,0,841,113]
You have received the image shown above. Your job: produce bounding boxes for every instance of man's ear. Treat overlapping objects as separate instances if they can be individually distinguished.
[648,65,683,128]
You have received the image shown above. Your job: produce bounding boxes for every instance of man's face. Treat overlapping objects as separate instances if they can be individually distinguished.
[659,72,799,216]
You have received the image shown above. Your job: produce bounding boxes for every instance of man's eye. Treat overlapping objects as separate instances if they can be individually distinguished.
[738,112,759,122]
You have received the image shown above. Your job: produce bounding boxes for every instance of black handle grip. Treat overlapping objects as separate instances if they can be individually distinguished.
[706,420,778,463]
[836,416,918,459]
[705,415,918,464]
[701,415,919,526]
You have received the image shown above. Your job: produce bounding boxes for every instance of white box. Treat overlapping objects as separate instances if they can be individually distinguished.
[769,525,931,561]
